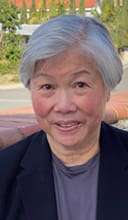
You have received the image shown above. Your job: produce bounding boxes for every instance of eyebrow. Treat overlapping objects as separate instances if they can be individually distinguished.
[34,70,90,80]
[33,73,55,80]
[71,70,90,78]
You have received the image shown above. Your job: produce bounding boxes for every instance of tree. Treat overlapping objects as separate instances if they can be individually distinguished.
[0,0,20,32]
[0,0,23,62]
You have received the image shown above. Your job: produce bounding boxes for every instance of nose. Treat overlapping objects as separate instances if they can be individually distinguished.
[54,90,77,113]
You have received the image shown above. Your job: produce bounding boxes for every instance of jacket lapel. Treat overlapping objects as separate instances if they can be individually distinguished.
[97,123,128,220]
[17,124,128,220]
[17,131,58,220]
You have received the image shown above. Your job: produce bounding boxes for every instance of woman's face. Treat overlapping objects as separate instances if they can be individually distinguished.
[30,49,109,151]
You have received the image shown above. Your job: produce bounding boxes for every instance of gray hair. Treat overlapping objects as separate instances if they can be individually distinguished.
[19,14,123,90]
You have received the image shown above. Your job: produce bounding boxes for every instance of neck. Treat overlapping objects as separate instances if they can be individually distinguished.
[48,137,100,166]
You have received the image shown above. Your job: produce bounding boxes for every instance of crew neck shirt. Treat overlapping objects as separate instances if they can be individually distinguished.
[52,152,100,220]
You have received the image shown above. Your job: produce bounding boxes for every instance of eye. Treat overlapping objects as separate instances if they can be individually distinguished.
[74,81,87,88]
[40,84,54,90]
[38,83,56,97]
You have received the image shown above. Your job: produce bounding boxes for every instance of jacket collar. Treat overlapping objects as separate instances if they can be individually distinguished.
[97,122,128,220]
[17,131,58,220]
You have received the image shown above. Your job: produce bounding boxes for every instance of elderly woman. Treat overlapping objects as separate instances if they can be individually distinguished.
[0,15,128,220]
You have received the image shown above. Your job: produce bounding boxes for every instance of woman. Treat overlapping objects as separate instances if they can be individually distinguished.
[0,15,128,220]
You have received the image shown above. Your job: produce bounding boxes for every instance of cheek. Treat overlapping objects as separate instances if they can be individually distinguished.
[80,94,106,116]
[31,93,47,117]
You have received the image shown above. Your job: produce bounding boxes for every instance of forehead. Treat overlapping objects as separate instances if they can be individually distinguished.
[34,49,98,78]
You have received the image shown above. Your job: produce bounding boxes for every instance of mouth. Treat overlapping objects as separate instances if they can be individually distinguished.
[54,121,82,132]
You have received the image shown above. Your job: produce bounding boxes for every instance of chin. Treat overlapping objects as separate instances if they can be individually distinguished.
[56,136,83,149]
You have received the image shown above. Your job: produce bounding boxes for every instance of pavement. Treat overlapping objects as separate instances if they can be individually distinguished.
[0,66,128,148]
[0,84,32,111]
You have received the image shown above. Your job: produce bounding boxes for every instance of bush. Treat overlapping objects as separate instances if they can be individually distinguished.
[5,45,23,63]
[1,34,24,63]
[94,0,128,47]
[0,61,19,83]
[0,62,17,75]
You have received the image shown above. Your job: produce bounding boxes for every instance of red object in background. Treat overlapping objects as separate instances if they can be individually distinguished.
[11,0,97,9]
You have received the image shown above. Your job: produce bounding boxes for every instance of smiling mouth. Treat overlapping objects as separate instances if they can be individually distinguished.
[55,121,81,131]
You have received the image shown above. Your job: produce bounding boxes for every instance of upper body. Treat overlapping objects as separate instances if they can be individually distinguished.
[0,123,128,220]
[0,14,126,220]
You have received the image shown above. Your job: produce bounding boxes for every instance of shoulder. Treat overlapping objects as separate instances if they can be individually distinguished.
[0,130,46,218]
[0,130,44,168]
[101,122,128,150]
[102,121,128,137]
[0,130,46,196]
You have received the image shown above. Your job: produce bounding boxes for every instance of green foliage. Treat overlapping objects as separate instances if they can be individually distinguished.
[38,0,47,21]
[42,0,46,10]
[57,1,66,16]
[0,60,19,83]
[95,0,128,47]
[1,34,24,62]
[0,61,18,76]
[48,0,67,18]
[29,0,37,20]
[20,0,28,24]
[0,0,20,32]
[28,0,48,24]
[0,0,128,84]
[0,0,23,66]
[79,0,85,15]
[100,0,114,22]
[48,0,58,18]
[5,46,21,62]
[70,0,76,14]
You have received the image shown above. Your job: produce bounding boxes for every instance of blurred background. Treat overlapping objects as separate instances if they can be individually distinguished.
[0,0,128,147]
[0,0,128,111]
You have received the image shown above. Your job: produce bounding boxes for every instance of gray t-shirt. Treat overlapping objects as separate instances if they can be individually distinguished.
[52,153,99,220]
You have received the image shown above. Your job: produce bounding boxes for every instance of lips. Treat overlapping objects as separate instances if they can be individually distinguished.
[54,121,81,132]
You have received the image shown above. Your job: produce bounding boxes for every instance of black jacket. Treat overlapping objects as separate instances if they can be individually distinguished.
[0,122,128,220]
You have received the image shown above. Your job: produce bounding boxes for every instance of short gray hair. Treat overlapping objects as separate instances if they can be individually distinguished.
[19,14,123,90]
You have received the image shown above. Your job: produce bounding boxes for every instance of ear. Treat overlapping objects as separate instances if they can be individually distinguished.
[106,91,111,102]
